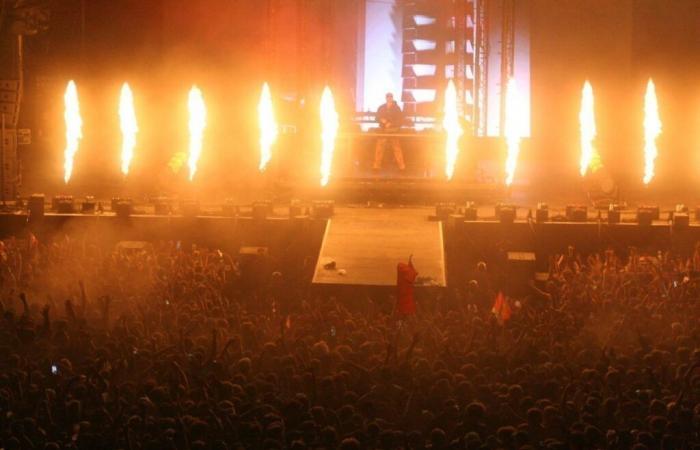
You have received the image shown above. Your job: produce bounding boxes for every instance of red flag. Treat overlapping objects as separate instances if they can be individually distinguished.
[396,261,418,316]
[492,291,512,324]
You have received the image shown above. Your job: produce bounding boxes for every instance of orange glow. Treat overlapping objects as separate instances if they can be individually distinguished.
[258,82,278,172]
[643,78,661,184]
[579,80,601,176]
[319,86,339,187]
[504,78,524,186]
[119,83,138,176]
[443,79,463,180]
[63,80,83,184]
[187,86,207,181]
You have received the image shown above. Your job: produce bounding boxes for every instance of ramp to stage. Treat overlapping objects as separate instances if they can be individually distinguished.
[313,208,446,286]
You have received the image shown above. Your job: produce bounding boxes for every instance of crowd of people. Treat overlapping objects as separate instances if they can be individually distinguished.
[0,234,699,449]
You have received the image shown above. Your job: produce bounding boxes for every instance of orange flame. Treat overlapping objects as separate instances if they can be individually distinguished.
[643,78,661,184]
[63,80,83,184]
[119,83,138,176]
[187,86,207,181]
[319,86,339,187]
[579,81,601,176]
[258,82,278,172]
[504,78,524,186]
[443,80,463,180]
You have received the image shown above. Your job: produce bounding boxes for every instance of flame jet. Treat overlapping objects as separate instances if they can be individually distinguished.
[319,86,339,187]
[119,83,138,176]
[63,80,83,183]
[258,82,278,172]
[504,78,524,186]
[579,80,601,176]
[187,86,207,181]
[443,79,464,180]
[643,78,661,185]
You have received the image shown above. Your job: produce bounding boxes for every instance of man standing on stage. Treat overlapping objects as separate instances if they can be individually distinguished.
[374,93,406,171]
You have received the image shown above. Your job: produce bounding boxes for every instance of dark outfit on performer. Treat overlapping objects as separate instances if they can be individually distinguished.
[374,102,406,170]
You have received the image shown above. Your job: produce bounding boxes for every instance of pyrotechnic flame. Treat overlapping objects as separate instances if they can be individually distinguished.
[643,78,661,185]
[119,83,138,176]
[187,86,207,181]
[443,80,463,180]
[319,86,339,187]
[504,78,524,186]
[579,80,601,176]
[258,82,278,172]
[63,80,83,184]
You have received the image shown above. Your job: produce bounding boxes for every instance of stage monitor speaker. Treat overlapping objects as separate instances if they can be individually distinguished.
[566,205,587,222]
[28,193,44,219]
[115,200,133,218]
[81,196,96,214]
[289,199,303,218]
[496,204,516,223]
[637,207,656,226]
[312,200,334,219]
[464,201,477,221]
[252,201,272,221]
[435,202,456,221]
[153,197,172,215]
[608,204,621,224]
[673,212,689,228]
[181,201,200,218]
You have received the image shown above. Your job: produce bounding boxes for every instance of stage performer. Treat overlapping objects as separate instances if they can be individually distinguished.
[374,93,406,171]
[395,255,418,316]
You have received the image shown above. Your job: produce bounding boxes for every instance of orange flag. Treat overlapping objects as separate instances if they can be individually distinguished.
[492,291,512,324]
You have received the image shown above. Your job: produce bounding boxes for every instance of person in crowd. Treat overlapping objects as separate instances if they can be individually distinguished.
[0,234,699,449]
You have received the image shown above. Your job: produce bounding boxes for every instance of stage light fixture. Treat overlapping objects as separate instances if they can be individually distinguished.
[53,195,74,214]
[566,205,587,222]
[28,194,45,220]
[536,203,548,223]
[464,201,477,221]
[114,199,133,218]
[435,202,456,221]
[496,204,516,223]
[608,204,621,224]
[81,196,96,214]
[312,200,335,219]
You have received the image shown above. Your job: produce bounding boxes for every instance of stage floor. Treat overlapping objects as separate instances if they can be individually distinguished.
[312,207,446,287]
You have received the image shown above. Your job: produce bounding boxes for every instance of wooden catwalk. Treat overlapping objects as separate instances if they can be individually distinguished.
[313,207,446,286]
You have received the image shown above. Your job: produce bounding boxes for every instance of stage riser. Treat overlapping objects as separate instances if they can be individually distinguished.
[0,214,326,259]
[445,221,700,286]
[1,213,697,288]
